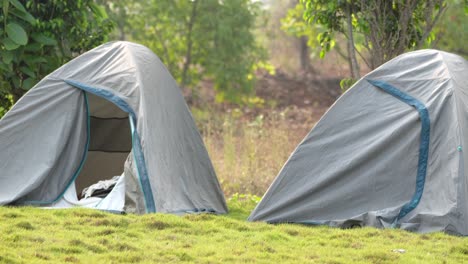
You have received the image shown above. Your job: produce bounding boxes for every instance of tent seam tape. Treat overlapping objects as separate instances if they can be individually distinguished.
[168,208,218,214]
[129,116,151,213]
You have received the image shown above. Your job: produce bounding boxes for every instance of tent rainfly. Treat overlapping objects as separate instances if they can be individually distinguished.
[0,41,227,215]
[249,50,468,235]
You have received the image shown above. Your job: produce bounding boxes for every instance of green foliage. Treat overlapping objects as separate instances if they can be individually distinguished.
[433,0,468,57]
[117,0,268,104]
[281,2,327,59]
[339,77,357,92]
[300,0,448,69]
[0,0,113,115]
[229,193,262,206]
[0,93,12,116]
[227,193,261,220]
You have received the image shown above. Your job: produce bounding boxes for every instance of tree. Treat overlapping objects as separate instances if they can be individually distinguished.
[280,1,322,72]
[113,0,267,104]
[0,0,113,116]
[301,0,447,79]
[281,1,355,75]
[432,0,468,57]
[96,1,128,40]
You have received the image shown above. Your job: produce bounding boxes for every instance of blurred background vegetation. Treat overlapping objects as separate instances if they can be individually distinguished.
[0,0,467,195]
[1,0,466,110]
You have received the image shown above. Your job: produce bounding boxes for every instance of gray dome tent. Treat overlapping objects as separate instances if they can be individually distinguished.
[0,41,227,214]
[249,50,468,235]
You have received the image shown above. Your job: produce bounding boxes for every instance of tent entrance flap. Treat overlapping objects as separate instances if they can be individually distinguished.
[64,79,156,213]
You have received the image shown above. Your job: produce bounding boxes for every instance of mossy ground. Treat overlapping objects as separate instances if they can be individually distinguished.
[0,197,466,264]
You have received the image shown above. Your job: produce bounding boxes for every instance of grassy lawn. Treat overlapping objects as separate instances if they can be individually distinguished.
[0,196,467,264]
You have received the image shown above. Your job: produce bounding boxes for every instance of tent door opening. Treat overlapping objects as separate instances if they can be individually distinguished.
[74,92,132,199]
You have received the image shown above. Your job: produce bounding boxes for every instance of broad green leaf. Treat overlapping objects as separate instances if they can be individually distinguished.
[23,42,42,51]
[0,63,10,72]
[21,77,35,90]
[10,9,36,25]
[6,23,28,45]
[29,57,48,64]
[351,14,358,27]
[8,0,25,12]
[1,51,13,64]
[31,33,57,46]
[23,55,47,67]
[319,49,326,58]
[317,32,323,42]
[20,66,35,78]
[12,77,19,89]
[2,37,20,50]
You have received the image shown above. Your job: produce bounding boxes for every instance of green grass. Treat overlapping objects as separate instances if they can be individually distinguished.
[1,198,466,264]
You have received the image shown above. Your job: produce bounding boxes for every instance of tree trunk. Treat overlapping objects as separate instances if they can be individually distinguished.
[181,0,199,88]
[345,3,360,79]
[118,24,126,40]
[299,36,311,72]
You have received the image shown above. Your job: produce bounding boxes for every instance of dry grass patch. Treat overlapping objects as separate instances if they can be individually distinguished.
[195,107,316,196]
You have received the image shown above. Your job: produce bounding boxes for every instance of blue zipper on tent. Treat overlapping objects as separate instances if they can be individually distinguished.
[129,114,152,212]
[367,79,430,227]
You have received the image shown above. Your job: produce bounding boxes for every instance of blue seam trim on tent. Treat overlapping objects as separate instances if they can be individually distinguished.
[23,91,91,205]
[367,79,430,226]
[168,208,218,214]
[293,221,325,226]
[98,209,126,215]
[265,220,326,226]
[63,79,156,213]
[129,116,153,212]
